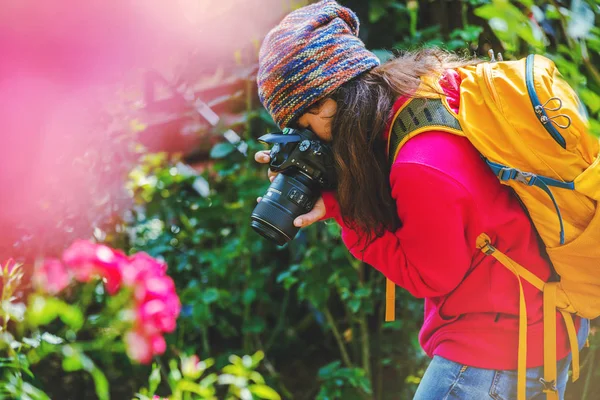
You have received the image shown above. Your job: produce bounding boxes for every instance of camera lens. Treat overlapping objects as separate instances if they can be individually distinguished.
[251,172,319,246]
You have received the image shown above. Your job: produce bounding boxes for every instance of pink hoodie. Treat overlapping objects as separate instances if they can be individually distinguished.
[321,70,576,369]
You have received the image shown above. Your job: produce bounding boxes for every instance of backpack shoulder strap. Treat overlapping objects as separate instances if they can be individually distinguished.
[386,97,464,165]
[384,96,465,323]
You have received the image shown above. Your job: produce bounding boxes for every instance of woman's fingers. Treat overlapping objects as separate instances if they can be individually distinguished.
[293,197,326,227]
[254,150,278,181]
[254,150,270,163]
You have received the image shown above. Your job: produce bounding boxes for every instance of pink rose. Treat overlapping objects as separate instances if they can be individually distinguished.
[125,330,153,364]
[138,297,178,334]
[123,252,167,286]
[150,334,166,355]
[135,275,175,301]
[62,240,126,294]
[134,275,181,325]
[100,261,123,295]
[56,241,181,365]
[34,258,71,294]
[124,329,167,364]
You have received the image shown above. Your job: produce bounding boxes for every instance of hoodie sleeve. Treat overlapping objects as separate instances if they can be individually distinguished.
[323,161,481,299]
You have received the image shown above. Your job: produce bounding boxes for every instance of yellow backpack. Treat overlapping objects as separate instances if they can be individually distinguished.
[386,54,600,400]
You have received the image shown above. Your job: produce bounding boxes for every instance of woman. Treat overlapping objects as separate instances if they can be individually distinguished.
[254,1,588,398]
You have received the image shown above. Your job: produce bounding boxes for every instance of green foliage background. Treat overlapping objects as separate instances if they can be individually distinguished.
[122,1,600,399]
[3,1,600,399]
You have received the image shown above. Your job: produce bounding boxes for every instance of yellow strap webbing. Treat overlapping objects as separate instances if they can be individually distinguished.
[477,234,529,400]
[383,233,579,399]
[476,233,579,400]
[543,282,559,400]
[385,278,396,322]
[560,310,579,381]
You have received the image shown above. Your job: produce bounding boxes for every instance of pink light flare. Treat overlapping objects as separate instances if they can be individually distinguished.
[0,0,300,261]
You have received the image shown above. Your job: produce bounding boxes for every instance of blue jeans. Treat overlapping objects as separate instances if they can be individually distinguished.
[414,319,589,400]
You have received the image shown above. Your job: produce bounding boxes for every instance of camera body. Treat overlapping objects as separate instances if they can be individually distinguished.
[250,128,336,245]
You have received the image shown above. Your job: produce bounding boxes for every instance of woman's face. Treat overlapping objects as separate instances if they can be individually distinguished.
[296,98,337,142]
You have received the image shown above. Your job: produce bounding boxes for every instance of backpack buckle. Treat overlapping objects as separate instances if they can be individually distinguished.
[497,167,515,181]
[539,378,557,393]
[496,167,537,186]
[515,171,536,185]
[476,234,496,255]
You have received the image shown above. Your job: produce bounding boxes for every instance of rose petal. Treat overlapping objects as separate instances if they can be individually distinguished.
[34,258,71,294]
[150,335,166,355]
[125,330,153,364]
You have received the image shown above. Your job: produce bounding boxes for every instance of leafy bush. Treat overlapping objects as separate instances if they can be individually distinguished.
[137,351,280,400]
[2,1,599,399]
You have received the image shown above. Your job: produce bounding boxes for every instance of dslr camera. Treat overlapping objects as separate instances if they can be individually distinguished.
[251,128,336,245]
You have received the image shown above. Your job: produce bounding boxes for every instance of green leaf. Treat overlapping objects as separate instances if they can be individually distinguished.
[369,5,386,23]
[515,0,533,7]
[589,119,600,137]
[27,296,83,331]
[371,49,394,63]
[62,353,84,372]
[318,361,341,379]
[450,25,483,42]
[20,382,51,400]
[249,371,265,384]
[251,350,265,366]
[90,367,110,400]
[148,363,161,395]
[27,296,57,326]
[242,288,256,305]
[567,0,595,39]
[199,372,219,388]
[276,271,298,290]
[177,380,214,397]
[331,246,347,260]
[242,316,265,334]
[201,288,219,304]
[249,384,281,400]
[475,0,545,51]
[61,347,109,400]
[474,4,499,20]
[58,304,84,331]
[446,39,469,51]
[210,143,235,159]
[348,298,361,313]
[579,88,600,113]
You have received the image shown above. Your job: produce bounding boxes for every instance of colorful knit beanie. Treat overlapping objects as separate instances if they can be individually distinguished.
[257,0,380,128]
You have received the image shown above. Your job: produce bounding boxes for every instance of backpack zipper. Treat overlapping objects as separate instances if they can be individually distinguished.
[525,54,567,149]
[483,62,500,105]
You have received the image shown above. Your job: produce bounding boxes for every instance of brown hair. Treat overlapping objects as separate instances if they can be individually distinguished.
[329,48,480,246]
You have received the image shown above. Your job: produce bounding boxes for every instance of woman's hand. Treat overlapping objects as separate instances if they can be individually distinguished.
[254,150,326,227]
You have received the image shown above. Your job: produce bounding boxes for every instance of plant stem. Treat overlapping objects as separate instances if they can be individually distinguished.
[200,324,211,356]
[323,307,353,369]
[265,289,290,351]
[582,55,600,87]
[376,300,384,400]
[358,263,371,382]
[358,310,371,380]
[254,336,295,400]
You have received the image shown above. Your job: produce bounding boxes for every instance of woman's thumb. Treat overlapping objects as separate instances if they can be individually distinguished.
[293,200,326,227]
